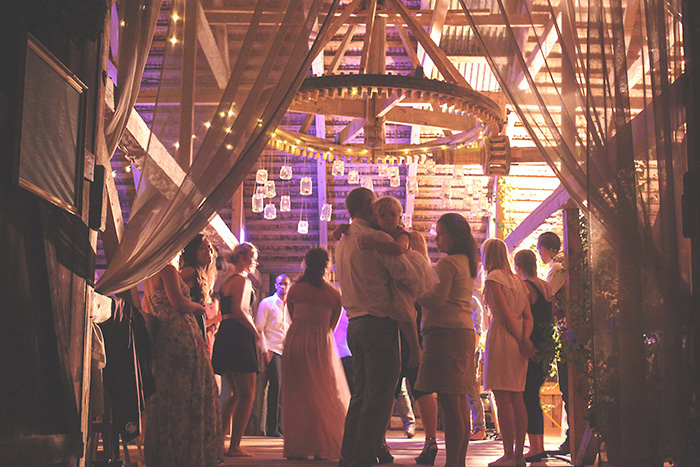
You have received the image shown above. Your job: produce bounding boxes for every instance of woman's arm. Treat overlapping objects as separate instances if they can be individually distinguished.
[417,258,456,310]
[179,266,197,287]
[359,234,407,256]
[483,280,522,342]
[519,298,536,358]
[329,288,342,330]
[161,265,205,315]
[222,276,260,340]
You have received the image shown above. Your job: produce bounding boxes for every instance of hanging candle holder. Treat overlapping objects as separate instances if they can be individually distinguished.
[378,163,389,177]
[280,195,291,212]
[429,223,437,236]
[454,165,464,179]
[297,219,309,234]
[348,169,360,184]
[263,202,277,220]
[320,203,333,222]
[264,180,276,198]
[440,181,452,200]
[280,165,293,180]
[389,175,400,187]
[300,177,313,196]
[331,159,345,177]
[406,176,419,195]
[360,176,374,191]
[256,169,268,185]
[466,181,474,196]
[252,193,264,213]
[255,185,266,196]
[401,213,412,229]
[388,166,399,178]
[424,159,436,176]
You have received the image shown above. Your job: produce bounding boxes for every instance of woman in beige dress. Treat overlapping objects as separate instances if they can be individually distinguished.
[481,238,536,467]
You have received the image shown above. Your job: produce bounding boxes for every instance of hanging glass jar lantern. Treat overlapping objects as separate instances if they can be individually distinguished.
[256,169,268,185]
[263,202,277,220]
[348,169,360,184]
[300,177,313,195]
[255,185,266,197]
[378,163,389,177]
[429,223,437,236]
[388,166,399,178]
[401,213,412,229]
[331,159,345,177]
[297,219,309,234]
[264,180,276,198]
[360,176,374,191]
[406,176,419,195]
[389,175,400,187]
[466,180,474,196]
[280,195,291,212]
[424,159,436,175]
[280,165,292,180]
[252,193,264,213]
[441,181,452,200]
[320,203,333,222]
[454,165,464,179]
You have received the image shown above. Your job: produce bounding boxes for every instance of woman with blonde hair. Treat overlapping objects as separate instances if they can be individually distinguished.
[211,242,263,457]
[481,239,536,467]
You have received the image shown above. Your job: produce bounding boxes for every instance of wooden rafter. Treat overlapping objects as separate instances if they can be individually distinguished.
[395,23,420,68]
[359,0,378,74]
[197,0,229,89]
[387,0,472,89]
[328,24,358,74]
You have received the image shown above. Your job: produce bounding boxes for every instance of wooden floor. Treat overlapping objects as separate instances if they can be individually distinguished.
[122,430,575,467]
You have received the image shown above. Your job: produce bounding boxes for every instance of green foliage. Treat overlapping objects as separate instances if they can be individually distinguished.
[495,177,518,236]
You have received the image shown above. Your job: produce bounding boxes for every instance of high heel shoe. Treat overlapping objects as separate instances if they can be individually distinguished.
[415,437,438,465]
[378,441,394,464]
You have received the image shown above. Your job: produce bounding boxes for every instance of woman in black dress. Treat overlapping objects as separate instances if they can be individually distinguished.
[514,249,553,462]
[211,242,262,457]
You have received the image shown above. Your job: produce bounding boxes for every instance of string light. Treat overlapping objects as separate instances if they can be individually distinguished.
[170,37,177,45]
[172,13,179,21]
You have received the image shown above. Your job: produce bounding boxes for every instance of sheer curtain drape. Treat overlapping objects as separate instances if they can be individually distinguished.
[458,0,690,463]
[97,0,340,295]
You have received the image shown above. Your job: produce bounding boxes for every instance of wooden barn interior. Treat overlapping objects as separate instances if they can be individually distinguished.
[1,0,699,465]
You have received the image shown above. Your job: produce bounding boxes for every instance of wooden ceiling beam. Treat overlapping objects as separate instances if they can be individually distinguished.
[395,23,421,68]
[200,8,550,28]
[197,0,230,89]
[328,24,358,74]
[359,0,378,74]
[387,0,472,90]
[107,83,238,251]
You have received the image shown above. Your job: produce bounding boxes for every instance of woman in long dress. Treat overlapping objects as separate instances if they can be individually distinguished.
[481,238,536,467]
[143,258,223,467]
[281,247,350,460]
[211,242,262,457]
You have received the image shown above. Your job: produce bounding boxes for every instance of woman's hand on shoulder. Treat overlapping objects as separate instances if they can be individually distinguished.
[179,266,197,285]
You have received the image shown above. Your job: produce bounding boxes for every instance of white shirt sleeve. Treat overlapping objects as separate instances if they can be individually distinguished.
[546,261,566,295]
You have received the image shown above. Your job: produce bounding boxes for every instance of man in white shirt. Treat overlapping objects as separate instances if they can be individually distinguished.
[255,274,291,437]
[537,231,570,454]
[336,187,423,467]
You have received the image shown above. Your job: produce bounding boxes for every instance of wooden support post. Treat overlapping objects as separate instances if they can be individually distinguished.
[563,207,596,465]
[178,0,198,169]
[231,184,245,243]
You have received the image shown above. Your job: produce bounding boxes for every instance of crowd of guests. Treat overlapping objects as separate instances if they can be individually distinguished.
[138,186,565,467]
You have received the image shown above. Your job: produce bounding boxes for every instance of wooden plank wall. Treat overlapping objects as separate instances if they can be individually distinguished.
[0,8,103,466]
